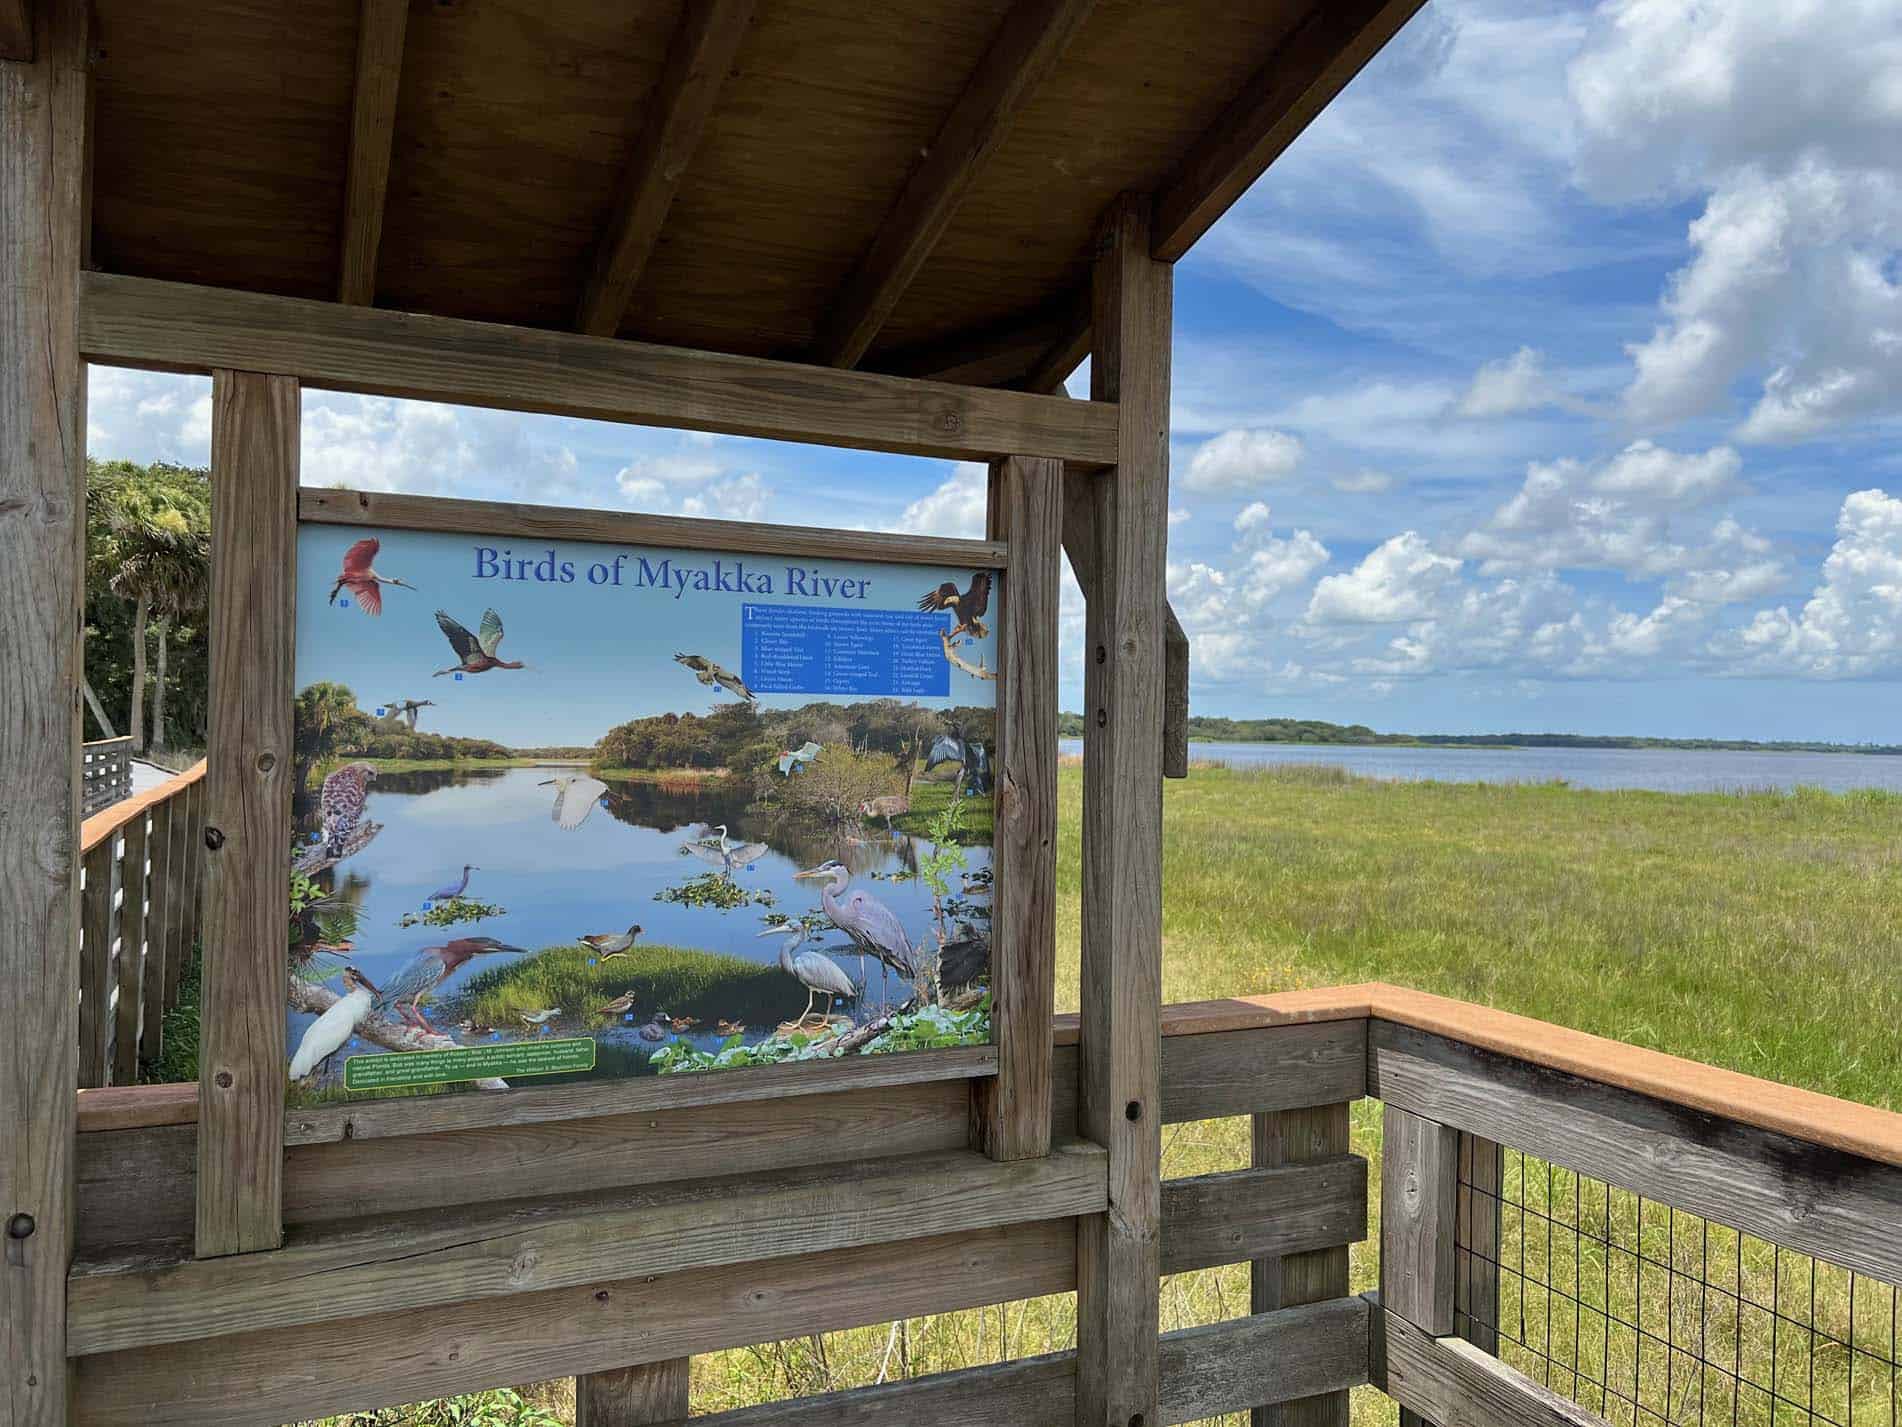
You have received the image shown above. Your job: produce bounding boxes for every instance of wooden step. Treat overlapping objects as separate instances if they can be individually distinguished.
[68,1138,1107,1357]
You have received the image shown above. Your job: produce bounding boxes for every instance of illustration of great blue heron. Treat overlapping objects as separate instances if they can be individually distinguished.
[926,722,993,795]
[682,824,768,876]
[917,571,991,639]
[384,697,434,729]
[433,608,526,676]
[758,921,860,1026]
[673,651,755,702]
[428,864,477,902]
[577,924,642,960]
[539,772,610,831]
[288,967,380,1080]
[794,860,916,978]
[328,538,416,616]
[777,740,822,776]
[375,936,528,1032]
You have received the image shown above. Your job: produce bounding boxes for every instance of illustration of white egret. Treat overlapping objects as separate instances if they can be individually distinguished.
[776,740,822,776]
[682,824,769,876]
[539,771,611,831]
[758,922,859,1027]
[288,967,380,1081]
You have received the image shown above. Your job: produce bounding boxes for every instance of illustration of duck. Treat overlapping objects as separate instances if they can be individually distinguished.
[669,1015,700,1033]
[577,924,643,961]
[639,1018,668,1042]
[455,1019,497,1039]
[716,1019,747,1036]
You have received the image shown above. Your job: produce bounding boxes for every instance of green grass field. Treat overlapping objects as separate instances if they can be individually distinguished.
[297,763,1902,1427]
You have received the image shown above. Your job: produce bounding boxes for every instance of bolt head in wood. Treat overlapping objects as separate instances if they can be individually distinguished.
[6,1213,34,1239]
[204,825,225,850]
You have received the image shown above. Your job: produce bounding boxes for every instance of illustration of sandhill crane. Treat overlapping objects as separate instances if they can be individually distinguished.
[288,967,380,1081]
[384,698,434,729]
[577,924,642,961]
[328,538,417,616]
[433,608,526,677]
[673,651,755,703]
[858,793,910,831]
[682,824,769,876]
[795,860,916,979]
[375,936,528,1032]
[428,864,477,902]
[758,921,859,1026]
[917,571,992,639]
[539,772,611,831]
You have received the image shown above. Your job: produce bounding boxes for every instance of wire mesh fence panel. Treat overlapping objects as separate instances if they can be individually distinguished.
[1455,1146,1900,1427]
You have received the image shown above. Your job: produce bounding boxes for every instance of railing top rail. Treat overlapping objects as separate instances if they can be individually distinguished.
[83,735,134,752]
[79,758,206,855]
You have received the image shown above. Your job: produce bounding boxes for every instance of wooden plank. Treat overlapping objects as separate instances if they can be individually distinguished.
[74,1124,196,1253]
[1151,0,1428,261]
[1370,1019,1902,1290]
[299,486,1007,570]
[1163,1155,1365,1275]
[1161,1018,1365,1123]
[575,0,756,337]
[1381,1104,1458,1334]
[139,798,172,1061]
[336,0,409,305]
[79,273,1121,467]
[679,1297,1370,1427]
[1455,1133,1502,1353]
[156,782,192,1009]
[68,1140,1107,1356]
[1372,1304,1611,1427]
[196,370,298,1257]
[0,2,86,1421]
[576,1359,689,1427]
[110,812,146,1085]
[812,0,1095,368]
[1254,1104,1353,1427]
[1075,191,1170,1427]
[973,453,1060,1159]
[286,1042,995,1147]
[78,842,114,1088]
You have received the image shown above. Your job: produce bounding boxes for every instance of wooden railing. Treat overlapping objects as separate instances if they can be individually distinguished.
[76,760,206,1087]
[80,735,134,815]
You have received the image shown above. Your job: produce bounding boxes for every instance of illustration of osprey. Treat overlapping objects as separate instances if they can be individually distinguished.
[674,652,755,703]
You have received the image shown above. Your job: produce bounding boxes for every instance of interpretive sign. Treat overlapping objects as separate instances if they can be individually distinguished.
[287,516,999,1107]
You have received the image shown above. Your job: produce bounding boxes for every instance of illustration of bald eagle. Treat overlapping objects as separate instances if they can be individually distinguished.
[917,571,992,639]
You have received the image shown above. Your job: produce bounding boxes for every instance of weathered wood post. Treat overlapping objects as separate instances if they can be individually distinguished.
[575,1359,689,1427]
[1381,1104,1459,1427]
[1,1,89,1419]
[1074,191,1170,1427]
[1254,1104,1353,1426]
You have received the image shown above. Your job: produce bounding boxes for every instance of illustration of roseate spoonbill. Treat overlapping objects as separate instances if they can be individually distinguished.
[374,936,528,1033]
[594,991,638,1018]
[428,864,477,903]
[289,967,380,1080]
[519,1008,561,1028]
[539,772,610,831]
[433,608,526,677]
[776,741,821,776]
[673,651,755,703]
[577,924,642,961]
[917,571,991,639]
[758,921,859,1026]
[384,698,434,729]
[794,860,916,978]
[328,538,417,616]
[682,824,768,876]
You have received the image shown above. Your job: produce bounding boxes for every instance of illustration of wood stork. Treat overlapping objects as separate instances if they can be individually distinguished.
[433,608,526,676]
[916,571,992,639]
[288,967,380,1080]
[328,538,416,616]
[428,864,477,902]
[577,924,642,961]
[682,824,769,876]
[793,860,916,979]
[374,936,528,1032]
[539,772,611,831]
[673,651,755,703]
[757,921,859,1026]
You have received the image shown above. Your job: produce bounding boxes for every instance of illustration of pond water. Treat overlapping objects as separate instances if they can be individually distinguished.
[290,764,990,1075]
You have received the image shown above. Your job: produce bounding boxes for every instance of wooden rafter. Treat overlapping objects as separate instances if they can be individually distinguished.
[811,0,1097,369]
[574,0,756,337]
[1151,0,1427,262]
[877,294,1088,388]
[1017,302,1091,395]
[337,0,410,305]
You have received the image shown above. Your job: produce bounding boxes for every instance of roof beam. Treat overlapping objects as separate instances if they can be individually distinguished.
[0,0,31,61]
[811,0,1097,370]
[878,294,1088,387]
[574,0,756,338]
[1017,301,1091,395]
[1151,0,1427,262]
[337,0,409,305]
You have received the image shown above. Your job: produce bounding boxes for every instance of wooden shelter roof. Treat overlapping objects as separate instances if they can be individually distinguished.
[80,0,1421,389]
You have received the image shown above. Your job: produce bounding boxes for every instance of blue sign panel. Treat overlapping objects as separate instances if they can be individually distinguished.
[742,602,951,698]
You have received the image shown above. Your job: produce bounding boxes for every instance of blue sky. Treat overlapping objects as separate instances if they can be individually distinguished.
[298,525,997,747]
[89,0,1902,741]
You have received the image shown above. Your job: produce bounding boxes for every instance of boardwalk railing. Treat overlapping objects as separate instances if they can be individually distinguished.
[80,735,134,816]
[77,760,206,1087]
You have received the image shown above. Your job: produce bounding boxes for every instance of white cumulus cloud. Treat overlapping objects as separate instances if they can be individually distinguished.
[1183,428,1305,494]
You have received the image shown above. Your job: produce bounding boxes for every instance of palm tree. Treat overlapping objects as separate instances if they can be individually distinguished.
[109,505,205,752]
[144,534,209,754]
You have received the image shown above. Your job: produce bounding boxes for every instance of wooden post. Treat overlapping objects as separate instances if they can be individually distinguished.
[1,1,88,1419]
[973,453,1060,1160]
[1456,1132,1503,1354]
[78,842,115,1087]
[1253,1104,1351,1427]
[168,775,204,1005]
[575,1359,690,1427]
[1074,191,1170,1427]
[112,813,148,1084]
[1381,1104,1459,1427]
[196,369,299,1257]
[142,797,175,1061]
